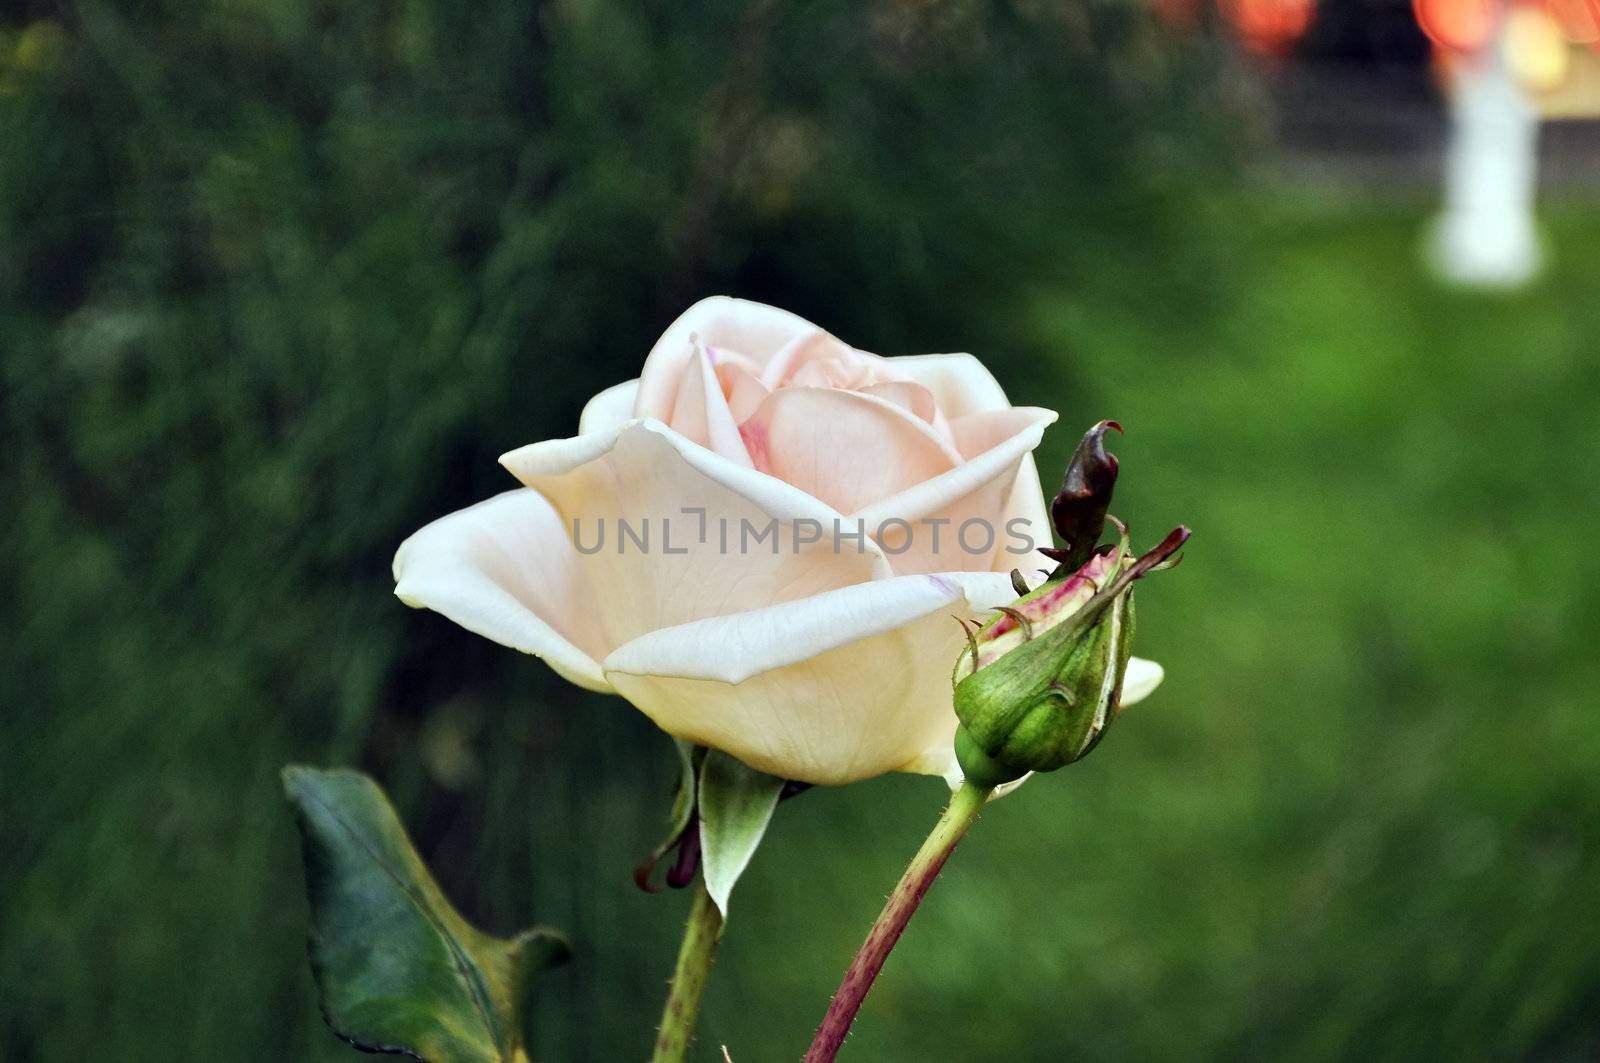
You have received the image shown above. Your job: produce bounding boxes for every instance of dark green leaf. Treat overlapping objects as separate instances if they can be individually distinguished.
[283,766,569,1062]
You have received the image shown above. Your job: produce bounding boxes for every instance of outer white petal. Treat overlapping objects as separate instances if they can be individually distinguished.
[579,379,640,435]
[500,419,892,654]
[634,297,820,421]
[853,407,1058,576]
[1121,656,1164,707]
[393,489,611,692]
[502,419,878,545]
[602,570,1016,785]
[885,352,1017,418]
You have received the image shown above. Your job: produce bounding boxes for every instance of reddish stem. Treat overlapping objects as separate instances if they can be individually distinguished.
[803,782,991,1063]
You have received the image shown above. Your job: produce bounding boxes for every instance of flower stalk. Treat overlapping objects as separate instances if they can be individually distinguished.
[651,877,725,1063]
[803,780,992,1063]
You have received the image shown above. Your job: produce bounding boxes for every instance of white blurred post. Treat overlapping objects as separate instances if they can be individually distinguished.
[1430,37,1542,286]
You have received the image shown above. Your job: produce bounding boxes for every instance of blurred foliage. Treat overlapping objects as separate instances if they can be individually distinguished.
[4,0,1597,1060]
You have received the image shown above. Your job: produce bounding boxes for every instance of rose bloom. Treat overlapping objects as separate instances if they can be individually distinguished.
[394,298,1161,785]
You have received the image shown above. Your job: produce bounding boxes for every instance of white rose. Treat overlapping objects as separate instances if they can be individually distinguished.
[394,297,1160,785]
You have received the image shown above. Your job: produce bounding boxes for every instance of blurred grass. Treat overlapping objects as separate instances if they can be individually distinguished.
[4,1,1600,1060]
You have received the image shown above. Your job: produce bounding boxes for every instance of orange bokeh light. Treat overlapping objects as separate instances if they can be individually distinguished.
[1544,0,1600,43]
[1221,0,1317,54]
[1414,0,1500,52]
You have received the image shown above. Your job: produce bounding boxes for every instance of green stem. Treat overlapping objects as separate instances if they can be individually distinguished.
[651,876,724,1063]
[803,781,993,1063]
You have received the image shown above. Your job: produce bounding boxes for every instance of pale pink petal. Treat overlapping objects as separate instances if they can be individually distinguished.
[949,409,1052,461]
[603,570,1016,784]
[635,297,819,420]
[739,388,964,515]
[703,345,762,376]
[858,380,938,424]
[393,489,611,692]
[998,452,1052,575]
[789,361,841,389]
[950,409,1056,573]
[500,420,893,653]
[715,361,769,423]
[885,352,1018,418]
[579,379,640,435]
[853,407,1058,576]
[666,346,753,466]
[758,330,854,389]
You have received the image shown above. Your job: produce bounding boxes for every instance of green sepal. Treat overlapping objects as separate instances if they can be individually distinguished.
[283,766,569,1062]
[953,725,1024,790]
[697,750,783,918]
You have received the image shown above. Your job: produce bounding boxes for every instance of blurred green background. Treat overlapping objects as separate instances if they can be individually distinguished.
[4,1,1598,1060]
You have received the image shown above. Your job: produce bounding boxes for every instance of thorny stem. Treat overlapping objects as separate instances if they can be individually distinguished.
[803,781,993,1062]
[651,877,724,1063]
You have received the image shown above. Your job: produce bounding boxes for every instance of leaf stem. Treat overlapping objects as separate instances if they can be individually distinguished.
[803,780,993,1062]
[651,876,725,1063]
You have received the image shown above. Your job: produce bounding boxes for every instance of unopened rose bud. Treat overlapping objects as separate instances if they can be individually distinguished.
[1041,420,1121,574]
[953,525,1189,789]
